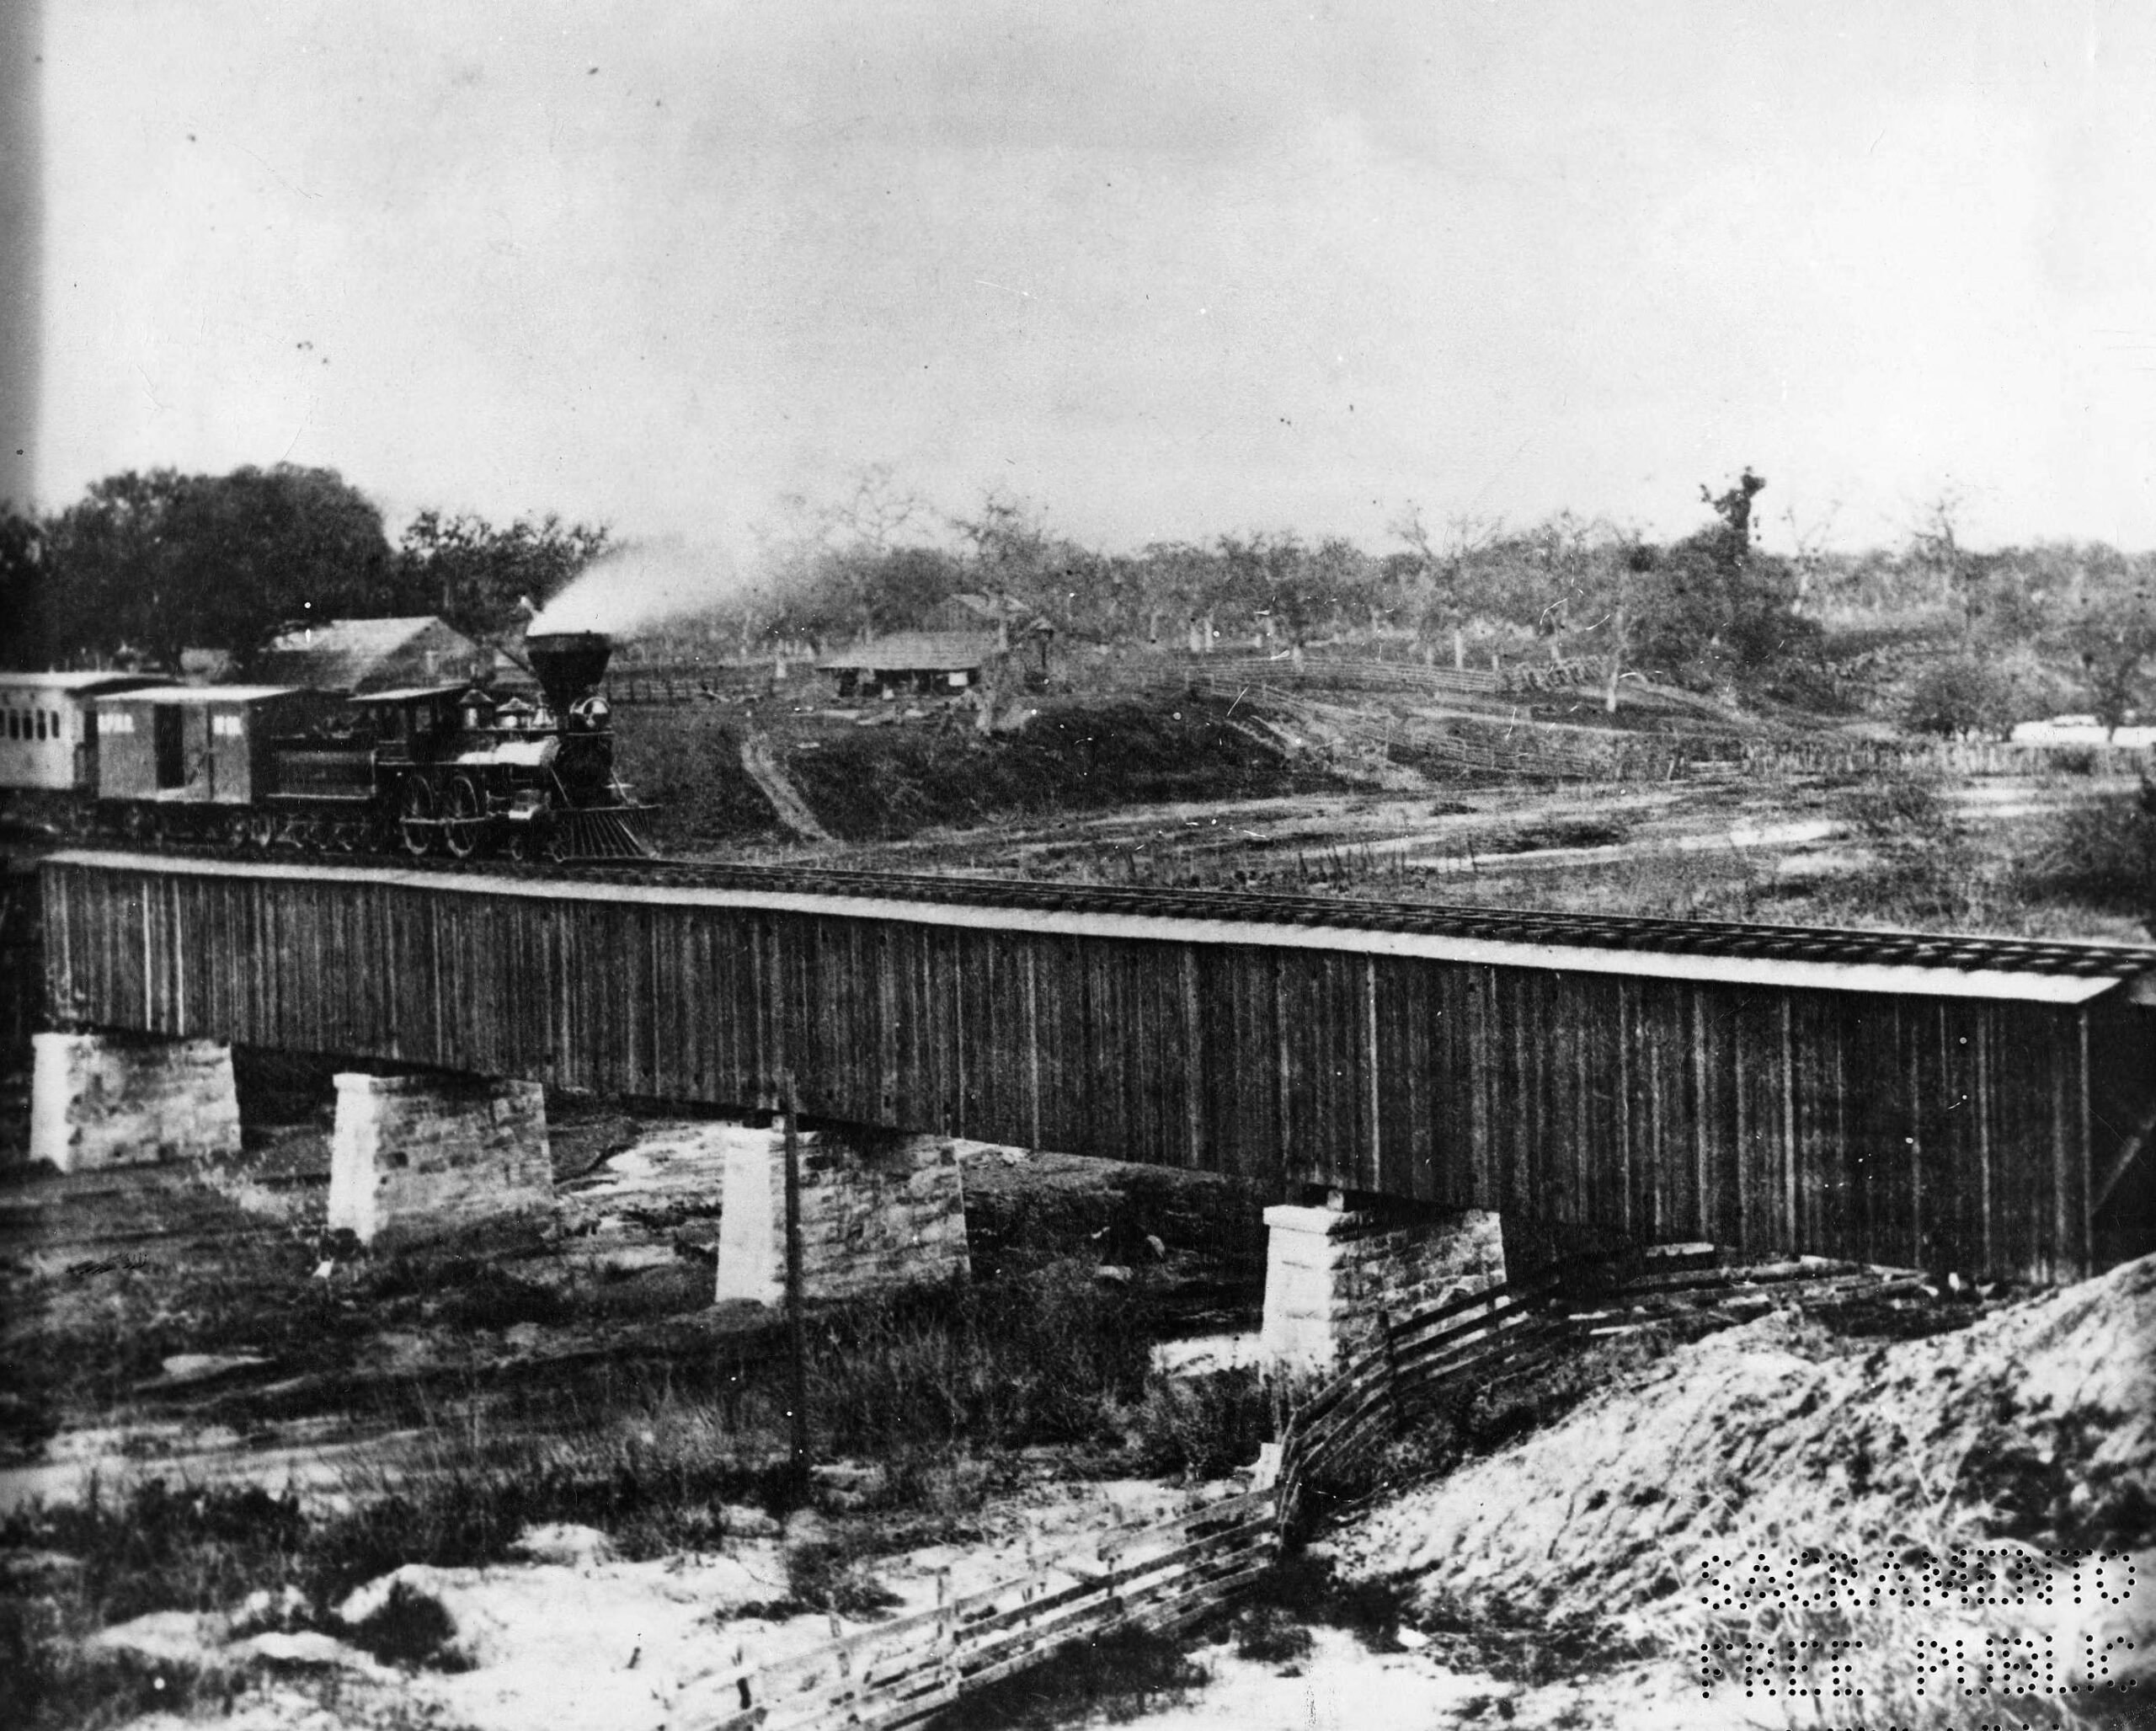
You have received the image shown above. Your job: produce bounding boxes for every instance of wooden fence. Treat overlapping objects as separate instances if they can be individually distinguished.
[1188,675,1737,783]
[603,660,773,705]
[1188,670,2150,788]
[680,1488,1278,1731]
[595,650,2148,784]
[681,1244,1911,1729]
[1733,738,2152,780]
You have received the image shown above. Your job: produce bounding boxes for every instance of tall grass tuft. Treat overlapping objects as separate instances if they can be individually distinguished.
[2023,792,2156,929]
[1128,1367,1273,1483]
[806,1260,1155,1456]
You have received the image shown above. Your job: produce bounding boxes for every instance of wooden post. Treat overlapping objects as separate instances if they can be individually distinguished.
[784,1074,809,1492]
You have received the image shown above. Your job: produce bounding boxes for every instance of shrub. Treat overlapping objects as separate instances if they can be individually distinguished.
[1230,1601,1313,1664]
[1238,1551,1417,1654]
[1838,766,1955,841]
[2023,793,2156,928]
[608,705,782,846]
[1128,1368,1273,1481]
[937,1625,1209,1730]
[1906,658,2014,737]
[782,1538,902,1620]
[346,1579,467,1670]
[805,1262,1154,1456]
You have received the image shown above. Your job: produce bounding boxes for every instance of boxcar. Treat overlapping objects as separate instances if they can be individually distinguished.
[90,686,339,811]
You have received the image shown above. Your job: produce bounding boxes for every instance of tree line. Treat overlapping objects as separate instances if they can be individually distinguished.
[0,465,610,674]
[727,462,1817,709]
[1,461,2148,732]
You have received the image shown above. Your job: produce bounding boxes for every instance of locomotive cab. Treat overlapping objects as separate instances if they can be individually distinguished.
[364,685,469,766]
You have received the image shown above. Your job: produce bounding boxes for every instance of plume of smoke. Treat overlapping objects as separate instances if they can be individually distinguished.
[527,537,748,638]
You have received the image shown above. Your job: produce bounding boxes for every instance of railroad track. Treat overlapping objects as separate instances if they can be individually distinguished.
[33,837,2156,981]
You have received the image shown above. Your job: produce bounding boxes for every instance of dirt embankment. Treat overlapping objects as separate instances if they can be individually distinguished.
[1333,1255,2156,1647]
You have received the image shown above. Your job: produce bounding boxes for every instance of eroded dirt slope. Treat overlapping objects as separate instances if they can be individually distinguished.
[1333,1254,2156,1637]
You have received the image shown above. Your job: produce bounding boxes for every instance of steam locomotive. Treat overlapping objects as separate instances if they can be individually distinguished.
[0,632,649,862]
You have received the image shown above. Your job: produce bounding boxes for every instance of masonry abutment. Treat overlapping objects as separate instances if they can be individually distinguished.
[28,1030,242,1170]
[1259,1194,1506,1376]
[714,1122,969,1306]
[328,1071,552,1246]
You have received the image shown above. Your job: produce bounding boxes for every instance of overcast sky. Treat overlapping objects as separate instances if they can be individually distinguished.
[32,2,2156,557]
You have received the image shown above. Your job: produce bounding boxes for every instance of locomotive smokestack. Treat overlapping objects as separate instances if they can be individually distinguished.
[525,632,613,711]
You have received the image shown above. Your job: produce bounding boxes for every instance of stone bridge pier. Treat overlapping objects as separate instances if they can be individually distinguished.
[29,1030,242,1171]
[327,1071,553,1246]
[30,1030,1505,1349]
[26,1026,975,1301]
[1259,1189,1507,1376]
[328,1076,974,1298]
[713,1123,969,1306]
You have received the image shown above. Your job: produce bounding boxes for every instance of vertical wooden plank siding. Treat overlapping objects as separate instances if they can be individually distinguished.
[2084,998,2156,1267]
[32,857,2129,1283]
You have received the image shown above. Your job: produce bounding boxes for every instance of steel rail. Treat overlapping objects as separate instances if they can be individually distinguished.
[43,838,2156,982]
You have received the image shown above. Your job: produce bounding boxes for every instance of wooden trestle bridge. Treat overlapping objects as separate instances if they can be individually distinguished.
[35,849,2156,1283]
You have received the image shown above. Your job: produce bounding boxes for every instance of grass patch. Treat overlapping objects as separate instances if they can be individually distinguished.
[781,1536,905,1621]
[1237,1552,1418,1653]
[0,1612,230,1731]
[0,1258,1187,1675]
[2021,792,2156,929]
[609,705,782,847]
[782,697,1325,841]
[1237,1553,1645,1684]
[1491,816,1630,852]
[805,1261,1157,1457]
[346,1578,469,1670]
[1128,1367,1273,1483]
[937,1625,1211,1730]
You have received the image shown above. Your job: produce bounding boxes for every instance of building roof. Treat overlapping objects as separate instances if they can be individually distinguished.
[0,671,163,695]
[179,649,237,682]
[90,685,307,706]
[357,683,476,704]
[256,617,483,694]
[926,593,1026,623]
[817,631,1002,673]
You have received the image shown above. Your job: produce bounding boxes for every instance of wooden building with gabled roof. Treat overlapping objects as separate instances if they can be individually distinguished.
[817,631,1005,699]
[255,617,489,696]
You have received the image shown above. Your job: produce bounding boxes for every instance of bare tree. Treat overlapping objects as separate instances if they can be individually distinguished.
[830,462,929,554]
[1390,503,1502,664]
[1909,488,1981,629]
[1600,540,1656,713]
[1779,498,1841,612]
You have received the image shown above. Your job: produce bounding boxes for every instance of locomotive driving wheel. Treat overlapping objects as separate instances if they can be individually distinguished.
[441,775,487,859]
[398,777,438,857]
